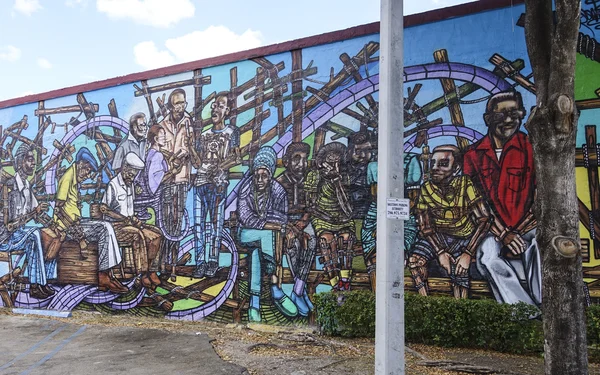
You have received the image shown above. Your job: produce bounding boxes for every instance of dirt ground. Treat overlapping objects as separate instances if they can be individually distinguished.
[3,309,599,375]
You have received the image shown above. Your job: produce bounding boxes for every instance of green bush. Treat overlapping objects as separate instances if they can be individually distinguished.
[313,290,376,337]
[404,293,543,353]
[587,304,600,347]
[587,304,600,362]
[314,291,544,354]
[314,290,600,358]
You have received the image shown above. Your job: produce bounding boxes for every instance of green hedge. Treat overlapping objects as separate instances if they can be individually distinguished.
[313,290,377,338]
[314,290,600,356]
[405,293,543,353]
[588,304,600,347]
[314,291,545,353]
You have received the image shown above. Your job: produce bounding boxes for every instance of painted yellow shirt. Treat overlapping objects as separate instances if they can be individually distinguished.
[416,175,480,238]
[53,163,80,229]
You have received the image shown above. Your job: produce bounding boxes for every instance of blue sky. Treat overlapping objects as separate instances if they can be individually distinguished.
[0,0,474,101]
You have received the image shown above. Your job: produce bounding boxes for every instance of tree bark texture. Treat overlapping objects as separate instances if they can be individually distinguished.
[524,0,588,374]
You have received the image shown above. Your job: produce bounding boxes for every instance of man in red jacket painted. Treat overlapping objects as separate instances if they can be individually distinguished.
[463,90,541,306]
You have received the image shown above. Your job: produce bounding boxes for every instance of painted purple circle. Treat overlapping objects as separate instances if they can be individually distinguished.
[166,229,239,320]
[226,65,510,209]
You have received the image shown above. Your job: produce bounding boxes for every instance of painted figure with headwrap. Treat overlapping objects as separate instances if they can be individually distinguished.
[0,143,57,299]
[305,142,355,291]
[237,146,298,322]
[53,147,123,293]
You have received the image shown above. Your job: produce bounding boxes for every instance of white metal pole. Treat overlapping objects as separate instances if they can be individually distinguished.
[375,0,405,374]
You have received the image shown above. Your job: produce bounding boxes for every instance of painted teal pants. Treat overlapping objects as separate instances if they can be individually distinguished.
[238,228,276,296]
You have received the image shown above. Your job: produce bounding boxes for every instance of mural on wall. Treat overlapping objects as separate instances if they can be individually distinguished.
[1,1,600,324]
[575,0,600,306]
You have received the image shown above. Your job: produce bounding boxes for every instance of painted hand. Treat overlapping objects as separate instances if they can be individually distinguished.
[437,251,454,275]
[294,220,308,231]
[129,216,142,227]
[264,222,282,231]
[503,231,526,255]
[455,252,472,276]
[36,202,49,213]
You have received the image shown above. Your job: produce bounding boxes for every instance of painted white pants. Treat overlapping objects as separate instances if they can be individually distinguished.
[477,229,542,306]
[79,219,121,271]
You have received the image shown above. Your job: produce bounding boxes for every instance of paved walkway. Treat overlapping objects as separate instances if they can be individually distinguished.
[0,314,246,375]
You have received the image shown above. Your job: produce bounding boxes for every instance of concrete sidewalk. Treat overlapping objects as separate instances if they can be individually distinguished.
[0,314,246,375]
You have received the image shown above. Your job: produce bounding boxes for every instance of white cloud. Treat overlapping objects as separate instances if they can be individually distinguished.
[37,58,52,69]
[13,0,42,16]
[19,91,34,97]
[0,45,22,62]
[133,41,176,69]
[166,26,263,61]
[96,0,195,28]
[133,26,263,70]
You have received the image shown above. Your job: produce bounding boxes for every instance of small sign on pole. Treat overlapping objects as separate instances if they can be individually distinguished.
[386,198,410,220]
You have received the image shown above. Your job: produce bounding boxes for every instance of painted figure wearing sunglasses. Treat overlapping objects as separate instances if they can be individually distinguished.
[463,90,541,307]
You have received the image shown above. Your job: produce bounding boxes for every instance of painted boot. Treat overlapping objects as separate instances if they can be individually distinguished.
[29,284,49,300]
[271,285,298,318]
[303,289,314,311]
[41,284,55,297]
[192,262,207,278]
[148,272,162,287]
[205,261,219,277]
[291,291,310,317]
[248,295,261,323]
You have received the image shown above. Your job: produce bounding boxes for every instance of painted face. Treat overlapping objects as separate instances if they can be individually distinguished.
[156,128,167,148]
[288,151,308,177]
[322,153,341,179]
[350,142,372,165]
[254,168,271,193]
[487,99,524,143]
[211,96,230,125]
[170,92,187,119]
[76,162,95,183]
[121,164,140,186]
[131,115,148,141]
[430,151,455,184]
[21,151,35,177]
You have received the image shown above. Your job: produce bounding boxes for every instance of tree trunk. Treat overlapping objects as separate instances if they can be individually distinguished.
[527,102,589,375]
[524,0,589,374]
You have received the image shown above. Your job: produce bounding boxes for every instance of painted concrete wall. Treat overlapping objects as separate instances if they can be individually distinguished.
[0,0,598,324]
